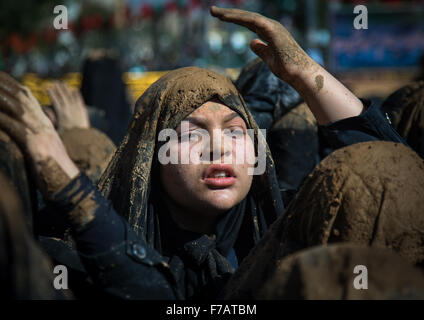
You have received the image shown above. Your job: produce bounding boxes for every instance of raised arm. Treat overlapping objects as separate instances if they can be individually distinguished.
[210,6,364,125]
[0,72,79,197]
[0,72,177,299]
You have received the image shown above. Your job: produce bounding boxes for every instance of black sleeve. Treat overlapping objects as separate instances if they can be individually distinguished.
[49,173,179,300]
[318,100,408,158]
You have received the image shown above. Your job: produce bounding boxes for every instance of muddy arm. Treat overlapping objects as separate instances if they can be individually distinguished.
[210,6,364,125]
[47,172,178,299]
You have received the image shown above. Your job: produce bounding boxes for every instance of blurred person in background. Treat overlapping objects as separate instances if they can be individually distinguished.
[80,51,132,146]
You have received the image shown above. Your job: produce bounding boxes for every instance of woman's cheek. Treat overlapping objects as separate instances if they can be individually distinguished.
[188,142,203,164]
[235,136,256,169]
[171,140,203,165]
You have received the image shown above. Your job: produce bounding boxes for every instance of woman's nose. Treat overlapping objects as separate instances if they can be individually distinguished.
[205,130,231,162]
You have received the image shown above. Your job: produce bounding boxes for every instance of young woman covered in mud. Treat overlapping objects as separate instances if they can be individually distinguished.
[0,7,407,299]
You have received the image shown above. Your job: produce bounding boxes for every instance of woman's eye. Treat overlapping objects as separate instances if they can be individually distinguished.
[190,132,202,140]
[179,131,202,142]
[227,127,245,138]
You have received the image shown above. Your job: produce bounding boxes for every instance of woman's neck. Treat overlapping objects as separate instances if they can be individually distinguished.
[163,196,219,235]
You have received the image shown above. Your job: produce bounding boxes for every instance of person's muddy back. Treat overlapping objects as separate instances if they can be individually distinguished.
[258,244,424,299]
[60,127,116,184]
[222,141,424,299]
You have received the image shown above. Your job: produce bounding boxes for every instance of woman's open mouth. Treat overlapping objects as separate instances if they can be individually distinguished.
[203,164,236,188]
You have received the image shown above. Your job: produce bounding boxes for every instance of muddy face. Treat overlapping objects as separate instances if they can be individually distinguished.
[159,101,255,228]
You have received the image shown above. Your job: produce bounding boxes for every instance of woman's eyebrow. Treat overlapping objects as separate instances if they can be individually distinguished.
[184,116,206,127]
[184,111,241,127]
[223,112,241,123]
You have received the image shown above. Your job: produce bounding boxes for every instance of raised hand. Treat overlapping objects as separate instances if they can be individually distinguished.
[211,6,364,125]
[210,6,314,82]
[47,81,90,132]
[0,72,79,197]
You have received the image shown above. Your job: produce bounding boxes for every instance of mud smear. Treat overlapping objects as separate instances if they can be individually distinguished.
[68,189,97,228]
[37,157,72,196]
[222,141,424,299]
[258,244,424,299]
[314,75,324,93]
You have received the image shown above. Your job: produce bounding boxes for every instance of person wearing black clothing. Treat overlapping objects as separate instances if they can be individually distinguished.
[381,81,424,158]
[0,7,410,299]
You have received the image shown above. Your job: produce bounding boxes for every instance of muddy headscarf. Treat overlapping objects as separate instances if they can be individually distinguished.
[98,67,284,298]
[222,141,424,298]
[381,81,424,158]
[257,244,424,299]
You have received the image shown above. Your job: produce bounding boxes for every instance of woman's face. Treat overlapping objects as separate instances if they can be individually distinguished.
[160,100,255,221]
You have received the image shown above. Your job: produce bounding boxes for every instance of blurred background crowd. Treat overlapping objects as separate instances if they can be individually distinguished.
[1,0,424,143]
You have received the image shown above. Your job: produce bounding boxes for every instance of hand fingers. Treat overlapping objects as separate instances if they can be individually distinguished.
[250,39,272,62]
[72,90,83,111]
[0,87,25,118]
[19,85,44,110]
[0,111,28,147]
[58,81,74,105]
[42,106,58,128]
[0,71,24,96]
[48,82,65,114]
[73,90,90,128]
[210,6,270,37]
[73,89,85,108]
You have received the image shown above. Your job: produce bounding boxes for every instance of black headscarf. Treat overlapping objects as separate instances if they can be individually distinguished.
[235,58,303,130]
[381,81,424,158]
[80,56,132,146]
[0,130,37,232]
[98,67,284,298]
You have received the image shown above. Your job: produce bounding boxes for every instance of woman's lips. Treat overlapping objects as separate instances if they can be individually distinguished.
[203,164,236,188]
[204,176,236,188]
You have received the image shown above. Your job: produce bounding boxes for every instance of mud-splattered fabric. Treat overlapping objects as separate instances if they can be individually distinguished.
[381,81,424,158]
[97,66,284,298]
[60,127,116,183]
[221,141,424,298]
[257,244,424,299]
[268,102,319,191]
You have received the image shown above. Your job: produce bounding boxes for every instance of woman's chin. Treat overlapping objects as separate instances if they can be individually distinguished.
[200,190,243,213]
